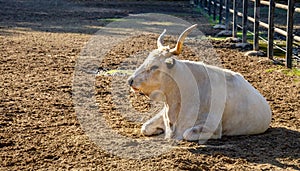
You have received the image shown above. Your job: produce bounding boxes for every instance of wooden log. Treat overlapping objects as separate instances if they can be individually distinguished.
[249,0,300,13]
[229,9,300,42]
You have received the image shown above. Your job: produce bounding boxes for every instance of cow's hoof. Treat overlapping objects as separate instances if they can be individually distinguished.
[141,126,164,136]
[183,127,201,141]
[183,126,217,141]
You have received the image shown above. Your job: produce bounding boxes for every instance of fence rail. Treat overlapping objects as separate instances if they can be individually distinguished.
[193,0,300,68]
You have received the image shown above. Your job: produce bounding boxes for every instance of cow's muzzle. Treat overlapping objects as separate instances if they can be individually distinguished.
[128,77,139,93]
[128,77,134,86]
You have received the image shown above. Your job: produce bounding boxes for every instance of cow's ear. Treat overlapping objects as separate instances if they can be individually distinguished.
[165,58,175,69]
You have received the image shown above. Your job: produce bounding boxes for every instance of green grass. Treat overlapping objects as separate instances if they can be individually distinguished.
[106,69,134,75]
[207,29,287,59]
[98,69,134,76]
[265,67,279,73]
[194,7,219,25]
[236,31,252,40]
[265,67,300,82]
[281,68,300,77]
[250,40,286,58]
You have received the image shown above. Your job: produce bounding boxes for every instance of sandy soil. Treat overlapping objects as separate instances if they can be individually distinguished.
[0,0,299,170]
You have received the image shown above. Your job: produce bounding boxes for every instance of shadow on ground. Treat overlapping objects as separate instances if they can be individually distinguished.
[0,0,200,35]
[189,127,300,170]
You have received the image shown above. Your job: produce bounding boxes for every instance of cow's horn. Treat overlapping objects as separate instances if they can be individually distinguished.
[157,29,167,50]
[170,24,197,55]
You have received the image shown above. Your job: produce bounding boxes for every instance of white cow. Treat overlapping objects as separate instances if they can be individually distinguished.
[127,24,272,141]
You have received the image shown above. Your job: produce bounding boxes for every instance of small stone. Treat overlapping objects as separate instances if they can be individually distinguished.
[244,50,266,57]
[225,37,242,43]
[213,24,226,30]
[216,30,232,37]
[235,42,251,49]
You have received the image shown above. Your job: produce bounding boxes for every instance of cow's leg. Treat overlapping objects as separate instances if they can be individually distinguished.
[141,108,165,136]
[183,123,222,141]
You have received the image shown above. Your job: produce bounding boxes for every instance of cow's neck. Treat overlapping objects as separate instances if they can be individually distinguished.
[162,79,181,127]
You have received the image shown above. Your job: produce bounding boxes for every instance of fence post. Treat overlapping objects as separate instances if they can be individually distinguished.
[253,0,260,51]
[286,0,295,68]
[233,0,237,38]
[268,0,275,60]
[213,0,217,21]
[225,0,230,30]
[219,0,223,24]
[242,0,248,43]
[208,0,211,16]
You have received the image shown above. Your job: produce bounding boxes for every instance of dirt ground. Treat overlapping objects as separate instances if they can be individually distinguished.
[0,0,299,170]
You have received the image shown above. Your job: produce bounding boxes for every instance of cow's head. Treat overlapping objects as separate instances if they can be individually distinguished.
[127,24,197,99]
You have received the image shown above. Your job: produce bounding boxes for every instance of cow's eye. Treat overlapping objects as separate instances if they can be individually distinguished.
[150,65,159,71]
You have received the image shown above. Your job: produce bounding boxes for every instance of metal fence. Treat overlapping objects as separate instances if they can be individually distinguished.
[193,0,300,68]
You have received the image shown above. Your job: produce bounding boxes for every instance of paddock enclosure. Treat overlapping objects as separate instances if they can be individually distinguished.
[194,0,300,68]
[0,0,299,170]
